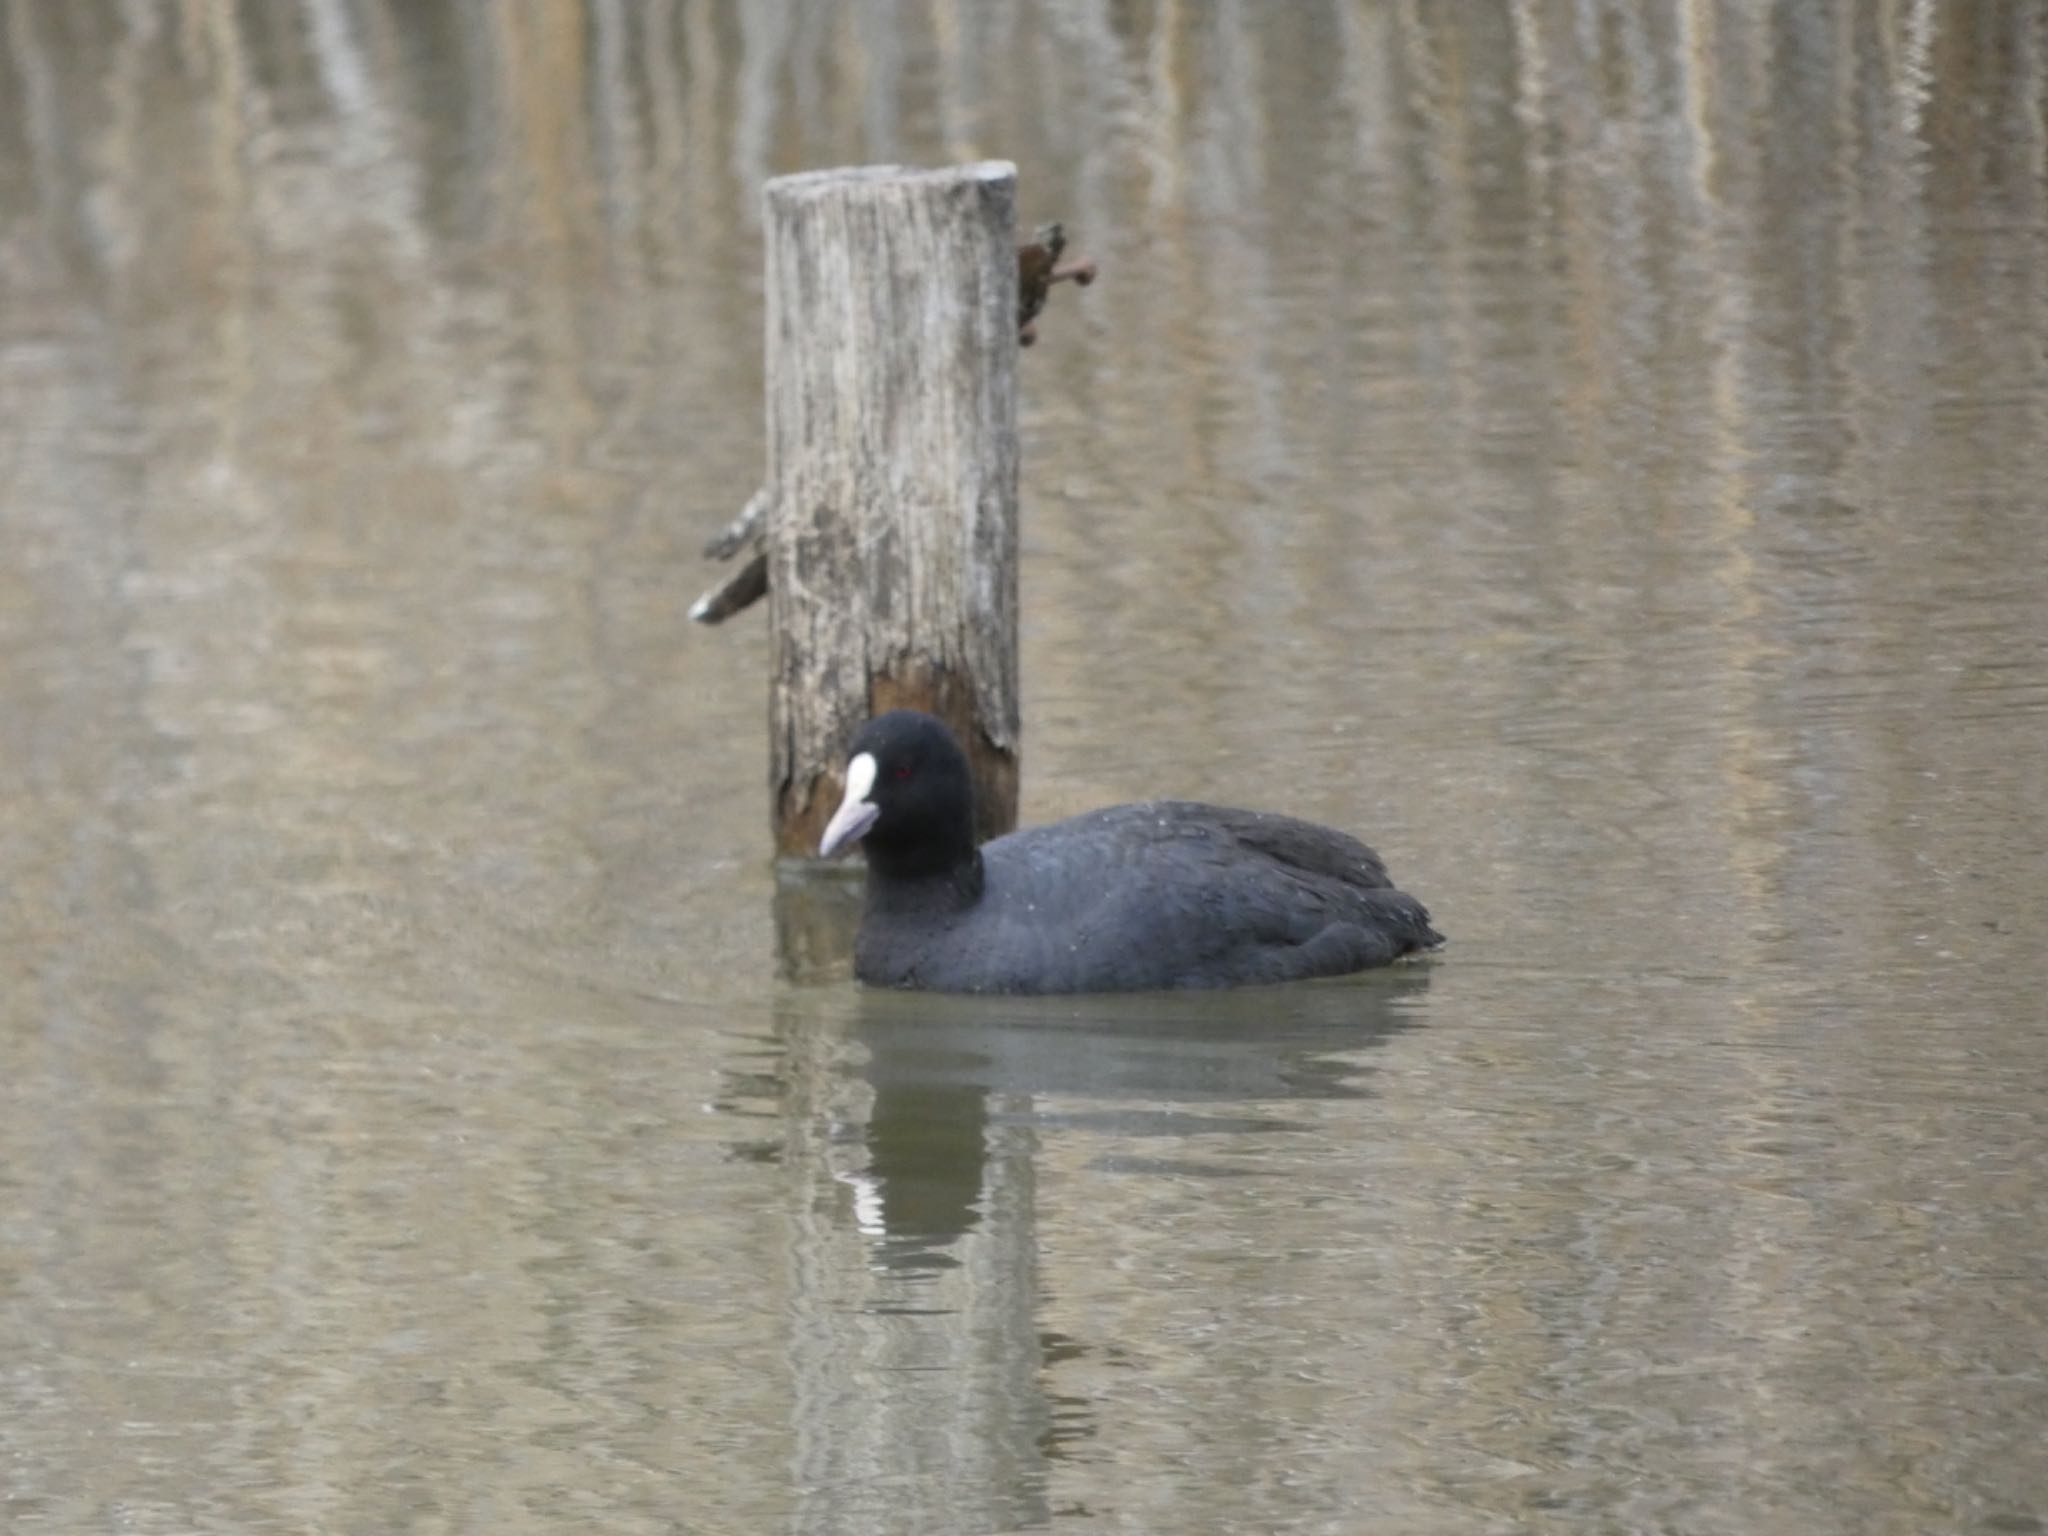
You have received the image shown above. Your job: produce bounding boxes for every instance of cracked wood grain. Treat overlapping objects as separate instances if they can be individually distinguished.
[762,163,1021,855]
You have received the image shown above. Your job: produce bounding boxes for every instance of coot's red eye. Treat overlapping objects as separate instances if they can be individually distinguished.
[894,764,914,780]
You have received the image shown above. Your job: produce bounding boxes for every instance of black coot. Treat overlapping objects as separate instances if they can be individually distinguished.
[818,710,1442,994]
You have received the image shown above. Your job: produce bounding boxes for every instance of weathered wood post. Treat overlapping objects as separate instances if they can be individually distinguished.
[761,163,1021,856]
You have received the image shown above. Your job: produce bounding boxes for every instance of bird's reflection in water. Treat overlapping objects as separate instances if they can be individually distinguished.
[847,964,1432,1268]
[771,858,1432,1265]
[768,887,1432,1531]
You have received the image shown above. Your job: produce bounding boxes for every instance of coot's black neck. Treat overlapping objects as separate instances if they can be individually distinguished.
[864,845,985,915]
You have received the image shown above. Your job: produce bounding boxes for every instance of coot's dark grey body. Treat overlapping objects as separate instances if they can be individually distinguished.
[820,711,1442,996]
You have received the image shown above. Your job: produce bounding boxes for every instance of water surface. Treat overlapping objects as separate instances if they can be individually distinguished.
[3,3,2046,1533]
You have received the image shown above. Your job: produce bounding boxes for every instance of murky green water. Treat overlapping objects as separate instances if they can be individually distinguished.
[4,3,2046,1532]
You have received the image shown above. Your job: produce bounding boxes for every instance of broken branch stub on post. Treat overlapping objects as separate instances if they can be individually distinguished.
[763,162,1022,857]
[690,220,1092,627]
[1016,222,1097,346]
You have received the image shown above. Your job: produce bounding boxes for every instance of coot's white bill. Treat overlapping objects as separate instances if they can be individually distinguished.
[818,750,880,858]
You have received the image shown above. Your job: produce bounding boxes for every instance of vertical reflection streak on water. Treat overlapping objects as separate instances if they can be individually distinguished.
[1661,10,1821,1428]
[1595,1,1663,476]
[680,0,741,289]
[1203,0,1281,485]
[1410,2,1487,504]
[777,991,1052,1536]
[1207,4,1291,747]
[1839,0,1937,529]
[199,0,261,485]
[581,0,658,491]
[786,0,836,162]
[1139,0,1184,214]
[732,0,792,208]
[1668,0,1797,985]
[1391,0,1456,439]
[643,0,686,257]
[91,0,157,283]
[4,0,72,268]
[928,0,977,164]
[588,0,642,254]
[452,0,513,248]
[2015,0,2048,568]
[855,0,904,165]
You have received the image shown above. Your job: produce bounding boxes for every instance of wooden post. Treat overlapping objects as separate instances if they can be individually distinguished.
[762,163,1021,857]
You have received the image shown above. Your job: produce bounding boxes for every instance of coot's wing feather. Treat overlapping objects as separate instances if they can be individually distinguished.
[968,802,1437,992]
[1147,801,1397,889]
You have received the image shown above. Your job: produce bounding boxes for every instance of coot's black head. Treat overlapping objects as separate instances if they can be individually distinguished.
[818,710,978,878]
